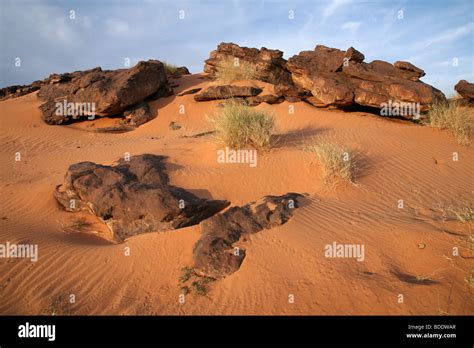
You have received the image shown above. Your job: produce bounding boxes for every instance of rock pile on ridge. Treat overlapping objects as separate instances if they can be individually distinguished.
[203,42,447,116]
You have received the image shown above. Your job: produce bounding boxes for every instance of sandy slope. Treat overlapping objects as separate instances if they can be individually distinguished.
[0,74,472,315]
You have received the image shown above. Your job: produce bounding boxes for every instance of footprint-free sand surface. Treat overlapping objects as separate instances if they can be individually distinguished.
[0,74,472,315]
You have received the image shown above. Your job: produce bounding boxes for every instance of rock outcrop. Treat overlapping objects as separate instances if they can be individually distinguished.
[455,80,474,103]
[37,60,171,125]
[286,45,445,114]
[203,42,445,117]
[204,42,293,85]
[193,193,303,278]
[0,82,42,100]
[55,154,230,242]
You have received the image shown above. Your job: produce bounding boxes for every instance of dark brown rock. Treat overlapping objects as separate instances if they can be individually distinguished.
[345,47,365,63]
[245,94,285,106]
[178,88,202,96]
[54,154,230,242]
[170,66,190,78]
[204,42,293,85]
[169,121,181,130]
[287,45,446,115]
[121,102,154,127]
[0,84,40,100]
[194,85,262,101]
[37,60,171,125]
[394,61,425,81]
[455,80,474,102]
[193,193,303,278]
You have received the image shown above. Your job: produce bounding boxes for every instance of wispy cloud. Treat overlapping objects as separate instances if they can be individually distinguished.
[423,23,473,47]
[106,18,130,35]
[322,0,352,20]
[341,21,361,34]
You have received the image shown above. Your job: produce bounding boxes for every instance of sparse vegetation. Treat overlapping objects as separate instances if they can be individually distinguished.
[306,141,356,184]
[428,100,472,145]
[180,286,190,295]
[466,269,474,288]
[191,281,209,296]
[448,202,474,223]
[177,266,215,296]
[179,266,195,283]
[69,217,93,232]
[162,61,178,75]
[210,101,275,149]
[214,57,258,83]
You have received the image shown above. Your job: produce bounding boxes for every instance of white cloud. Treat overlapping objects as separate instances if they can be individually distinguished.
[424,23,473,47]
[106,19,130,35]
[323,0,352,20]
[341,21,361,34]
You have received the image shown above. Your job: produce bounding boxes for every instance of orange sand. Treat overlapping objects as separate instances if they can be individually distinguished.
[0,74,472,315]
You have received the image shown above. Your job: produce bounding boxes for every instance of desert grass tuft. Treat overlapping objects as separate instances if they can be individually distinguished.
[306,141,356,184]
[448,202,474,223]
[428,100,472,145]
[69,217,93,232]
[214,57,258,84]
[210,101,275,150]
[162,61,178,74]
[179,266,195,283]
[191,281,209,296]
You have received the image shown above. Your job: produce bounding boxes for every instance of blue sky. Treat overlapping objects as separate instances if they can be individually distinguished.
[0,0,473,95]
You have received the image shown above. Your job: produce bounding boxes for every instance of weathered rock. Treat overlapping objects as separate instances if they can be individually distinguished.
[245,94,285,106]
[287,45,445,115]
[169,66,190,78]
[120,102,154,127]
[178,88,202,96]
[193,193,303,278]
[394,61,425,81]
[37,60,171,125]
[0,84,41,100]
[194,85,262,101]
[169,121,181,130]
[455,80,474,103]
[204,42,293,85]
[55,154,229,242]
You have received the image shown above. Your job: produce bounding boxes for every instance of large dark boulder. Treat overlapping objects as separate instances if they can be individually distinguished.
[37,60,171,125]
[193,193,303,278]
[54,154,229,242]
[455,80,474,103]
[286,45,446,115]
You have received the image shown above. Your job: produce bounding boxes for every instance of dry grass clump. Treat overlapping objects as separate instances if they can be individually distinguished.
[448,202,474,223]
[306,142,356,184]
[162,61,178,74]
[210,101,275,149]
[214,57,258,84]
[428,100,472,145]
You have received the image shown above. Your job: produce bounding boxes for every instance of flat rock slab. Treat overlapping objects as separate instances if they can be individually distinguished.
[55,154,229,242]
[194,85,262,101]
[193,193,303,279]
